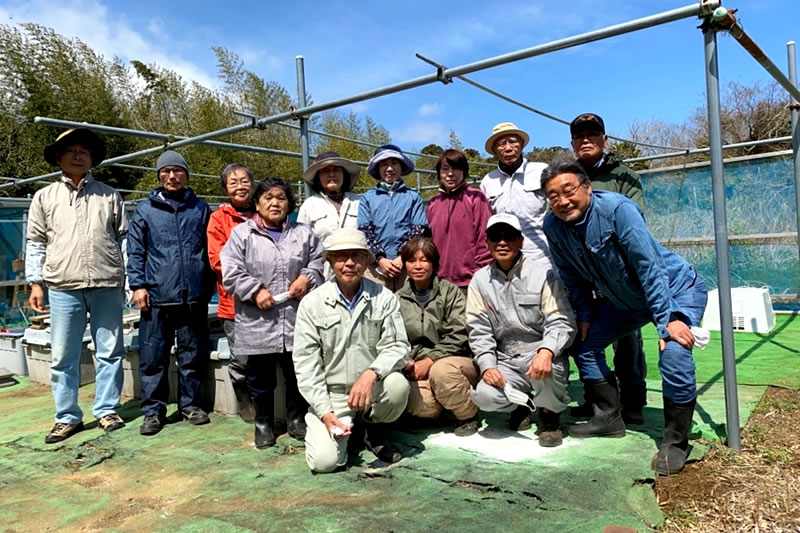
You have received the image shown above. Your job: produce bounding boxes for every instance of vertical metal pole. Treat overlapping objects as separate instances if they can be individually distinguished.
[704,27,741,450]
[416,172,421,193]
[296,56,311,200]
[788,41,800,283]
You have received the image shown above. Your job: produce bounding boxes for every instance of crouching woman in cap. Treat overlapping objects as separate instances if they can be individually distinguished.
[221,178,324,448]
[28,127,128,443]
[293,228,411,472]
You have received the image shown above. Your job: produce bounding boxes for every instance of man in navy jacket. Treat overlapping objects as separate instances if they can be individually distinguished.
[128,150,215,435]
[541,159,707,476]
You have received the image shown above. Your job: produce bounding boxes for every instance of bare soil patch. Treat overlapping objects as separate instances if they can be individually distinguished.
[656,387,800,531]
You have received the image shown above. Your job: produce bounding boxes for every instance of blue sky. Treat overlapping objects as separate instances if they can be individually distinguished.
[1,0,798,156]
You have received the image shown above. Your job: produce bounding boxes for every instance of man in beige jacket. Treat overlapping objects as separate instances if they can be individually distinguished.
[293,228,410,473]
[26,128,128,443]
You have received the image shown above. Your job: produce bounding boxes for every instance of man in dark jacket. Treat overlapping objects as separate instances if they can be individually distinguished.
[569,113,647,425]
[127,150,215,435]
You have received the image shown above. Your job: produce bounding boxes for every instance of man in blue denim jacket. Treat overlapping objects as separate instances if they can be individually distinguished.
[541,160,707,476]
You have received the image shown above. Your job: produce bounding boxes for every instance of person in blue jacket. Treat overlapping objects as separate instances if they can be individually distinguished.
[357,144,428,292]
[127,150,216,436]
[541,159,707,476]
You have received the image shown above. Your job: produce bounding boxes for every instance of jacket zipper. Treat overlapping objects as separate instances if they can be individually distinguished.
[173,205,187,302]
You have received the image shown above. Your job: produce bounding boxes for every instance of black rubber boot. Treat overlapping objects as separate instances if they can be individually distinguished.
[253,394,276,449]
[536,408,563,447]
[652,398,696,476]
[232,381,255,423]
[570,383,595,418]
[284,379,308,441]
[568,377,626,438]
[363,417,402,464]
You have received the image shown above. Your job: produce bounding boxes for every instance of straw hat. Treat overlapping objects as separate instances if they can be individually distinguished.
[366,144,415,180]
[44,128,106,166]
[484,122,530,155]
[302,151,360,192]
[323,227,375,264]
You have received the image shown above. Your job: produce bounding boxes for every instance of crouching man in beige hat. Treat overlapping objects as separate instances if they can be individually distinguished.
[293,228,411,473]
[481,122,551,266]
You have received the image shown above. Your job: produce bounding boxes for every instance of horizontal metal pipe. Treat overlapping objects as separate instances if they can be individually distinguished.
[111,163,220,180]
[624,135,792,164]
[11,2,714,189]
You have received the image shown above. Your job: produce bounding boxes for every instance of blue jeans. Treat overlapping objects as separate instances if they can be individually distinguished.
[138,304,209,417]
[572,274,707,404]
[49,287,125,424]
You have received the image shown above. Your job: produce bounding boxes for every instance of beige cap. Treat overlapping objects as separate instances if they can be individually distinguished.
[323,227,375,264]
[484,122,530,155]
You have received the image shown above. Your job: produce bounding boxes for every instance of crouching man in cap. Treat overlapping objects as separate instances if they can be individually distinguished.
[467,214,576,447]
[541,160,707,475]
[127,150,215,435]
[27,128,128,443]
[293,228,411,473]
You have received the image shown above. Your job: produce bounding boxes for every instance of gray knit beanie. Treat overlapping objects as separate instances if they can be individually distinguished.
[156,150,190,175]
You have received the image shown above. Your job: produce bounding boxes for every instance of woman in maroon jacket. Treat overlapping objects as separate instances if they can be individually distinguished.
[426,150,492,290]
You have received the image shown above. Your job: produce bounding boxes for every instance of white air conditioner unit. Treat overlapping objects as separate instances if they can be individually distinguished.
[702,287,775,334]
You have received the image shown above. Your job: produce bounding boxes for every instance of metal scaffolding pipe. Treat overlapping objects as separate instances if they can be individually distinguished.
[623,135,793,164]
[704,26,741,451]
[10,2,715,190]
[415,53,688,153]
[712,7,800,104]
[296,56,311,199]
[788,41,800,286]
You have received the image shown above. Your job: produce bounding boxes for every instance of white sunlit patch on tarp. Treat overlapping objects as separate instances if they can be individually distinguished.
[427,427,581,463]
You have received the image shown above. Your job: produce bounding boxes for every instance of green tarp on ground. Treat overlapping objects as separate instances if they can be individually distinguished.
[0,314,795,532]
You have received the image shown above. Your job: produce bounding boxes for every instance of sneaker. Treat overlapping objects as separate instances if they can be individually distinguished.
[97,413,125,433]
[183,409,210,426]
[454,416,479,437]
[140,415,165,436]
[44,421,85,444]
[509,405,532,431]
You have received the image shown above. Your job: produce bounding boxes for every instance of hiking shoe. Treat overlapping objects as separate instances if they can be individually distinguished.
[97,413,125,433]
[44,421,85,444]
[183,409,210,426]
[454,416,479,437]
[139,415,165,436]
[509,405,532,431]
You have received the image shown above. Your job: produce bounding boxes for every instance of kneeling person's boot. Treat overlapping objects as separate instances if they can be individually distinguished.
[652,398,696,476]
[253,394,276,449]
[536,408,563,447]
[569,377,626,438]
[363,416,402,464]
[285,382,308,441]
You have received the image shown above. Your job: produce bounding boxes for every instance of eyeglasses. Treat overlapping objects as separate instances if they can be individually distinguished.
[494,137,521,149]
[226,179,251,188]
[486,229,522,243]
[546,185,582,204]
[159,167,186,177]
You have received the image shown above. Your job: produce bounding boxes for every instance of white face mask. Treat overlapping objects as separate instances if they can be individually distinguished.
[504,384,536,411]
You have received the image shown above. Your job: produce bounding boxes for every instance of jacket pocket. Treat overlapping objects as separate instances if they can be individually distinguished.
[596,240,632,282]
[319,313,341,357]
[516,294,542,325]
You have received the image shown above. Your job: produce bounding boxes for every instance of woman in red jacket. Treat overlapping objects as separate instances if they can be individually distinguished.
[426,150,492,290]
[207,163,254,420]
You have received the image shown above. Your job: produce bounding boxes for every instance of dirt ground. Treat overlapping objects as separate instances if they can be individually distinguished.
[656,387,800,532]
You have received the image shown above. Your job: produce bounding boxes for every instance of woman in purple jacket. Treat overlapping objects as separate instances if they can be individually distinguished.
[426,150,492,290]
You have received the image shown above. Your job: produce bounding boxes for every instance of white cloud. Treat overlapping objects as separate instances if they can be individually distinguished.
[392,121,446,145]
[418,103,443,117]
[2,0,218,89]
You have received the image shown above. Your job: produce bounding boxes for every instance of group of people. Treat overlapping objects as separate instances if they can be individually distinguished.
[26,112,707,479]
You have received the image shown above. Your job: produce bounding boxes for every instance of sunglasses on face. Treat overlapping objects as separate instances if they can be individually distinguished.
[486,229,522,243]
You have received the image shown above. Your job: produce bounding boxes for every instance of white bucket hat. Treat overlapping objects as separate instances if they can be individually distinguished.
[484,122,530,155]
[323,228,375,264]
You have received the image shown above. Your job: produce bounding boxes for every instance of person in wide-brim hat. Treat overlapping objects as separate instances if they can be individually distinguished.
[366,144,414,180]
[302,151,360,192]
[44,127,106,167]
[484,122,530,155]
